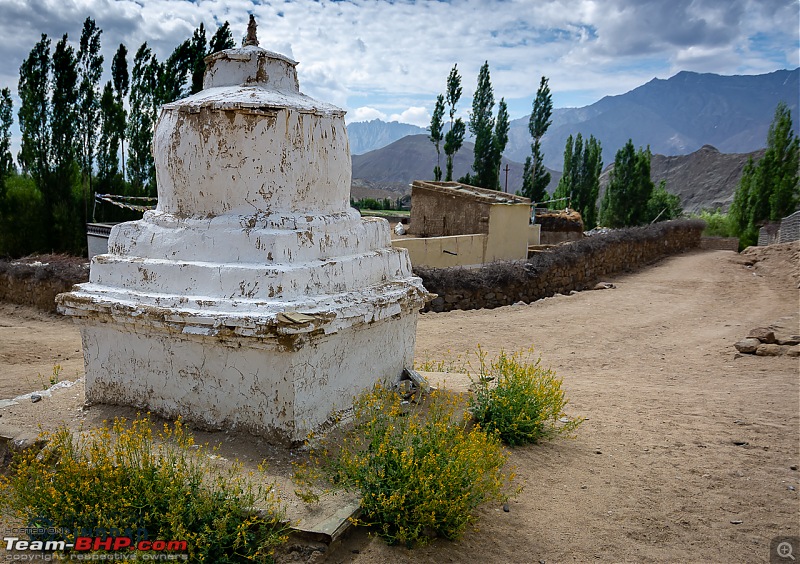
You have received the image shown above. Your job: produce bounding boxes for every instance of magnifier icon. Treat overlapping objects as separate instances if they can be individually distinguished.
[778,541,796,561]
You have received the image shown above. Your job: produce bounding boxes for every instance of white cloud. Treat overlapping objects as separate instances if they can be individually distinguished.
[389,107,430,128]
[0,0,796,162]
[348,106,387,123]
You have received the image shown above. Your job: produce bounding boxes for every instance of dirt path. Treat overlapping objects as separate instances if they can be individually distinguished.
[0,245,798,563]
[0,304,83,399]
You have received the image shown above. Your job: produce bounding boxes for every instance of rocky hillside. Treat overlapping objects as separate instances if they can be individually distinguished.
[502,69,797,170]
[346,120,426,155]
[598,145,765,213]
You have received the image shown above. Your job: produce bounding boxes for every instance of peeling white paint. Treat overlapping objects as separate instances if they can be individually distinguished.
[58,40,429,442]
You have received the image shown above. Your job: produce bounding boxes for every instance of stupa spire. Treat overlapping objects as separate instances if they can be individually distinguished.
[243,14,259,47]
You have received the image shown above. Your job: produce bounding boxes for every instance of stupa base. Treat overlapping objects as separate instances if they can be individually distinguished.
[74,312,418,443]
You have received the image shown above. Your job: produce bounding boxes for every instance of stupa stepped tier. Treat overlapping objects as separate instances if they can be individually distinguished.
[58,19,430,442]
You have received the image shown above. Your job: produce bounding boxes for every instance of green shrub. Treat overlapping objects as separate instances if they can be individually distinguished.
[469,348,583,446]
[297,385,514,547]
[0,416,288,563]
[0,173,46,257]
[696,209,737,238]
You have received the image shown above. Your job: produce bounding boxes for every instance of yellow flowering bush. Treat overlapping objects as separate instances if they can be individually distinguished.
[469,348,583,446]
[0,416,288,563]
[299,385,514,547]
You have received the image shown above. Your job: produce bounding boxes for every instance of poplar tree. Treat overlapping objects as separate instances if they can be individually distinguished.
[127,43,158,195]
[190,23,207,94]
[97,81,121,183]
[729,102,799,246]
[523,76,553,203]
[156,40,192,106]
[112,44,129,180]
[469,61,496,188]
[764,102,799,220]
[520,156,532,198]
[429,94,445,181]
[467,62,510,190]
[599,140,654,227]
[210,21,236,53]
[76,17,103,222]
[0,88,13,181]
[552,133,580,209]
[17,34,51,191]
[553,133,603,228]
[51,34,79,180]
[492,98,510,190]
[50,34,81,249]
[443,64,465,182]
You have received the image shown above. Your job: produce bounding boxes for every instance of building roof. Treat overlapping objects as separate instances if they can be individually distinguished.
[411,181,531,205]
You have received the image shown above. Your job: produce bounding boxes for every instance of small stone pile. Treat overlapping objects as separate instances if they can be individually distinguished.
[735,327,800,357]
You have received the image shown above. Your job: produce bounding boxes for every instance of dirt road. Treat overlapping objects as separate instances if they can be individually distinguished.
[0,244,798,563]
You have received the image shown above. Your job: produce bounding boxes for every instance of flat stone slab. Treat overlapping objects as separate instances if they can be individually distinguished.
[291,496,361,544]
[734,338,761,354]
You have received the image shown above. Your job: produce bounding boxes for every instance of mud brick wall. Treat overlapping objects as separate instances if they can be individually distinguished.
[700,236,740,251]
[416,219,705,313]
[0,257,89,312]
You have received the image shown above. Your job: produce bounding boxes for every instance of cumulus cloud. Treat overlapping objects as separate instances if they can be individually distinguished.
[348,106,387,123]
[389,107,430,128]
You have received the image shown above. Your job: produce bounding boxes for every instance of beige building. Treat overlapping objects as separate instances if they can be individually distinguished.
[392,181,537,268]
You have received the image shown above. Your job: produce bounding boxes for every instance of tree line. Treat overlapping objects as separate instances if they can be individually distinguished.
[727,103,799,247]
[0,17,237,257]
[427,62,553,203]
[426,63,687,230]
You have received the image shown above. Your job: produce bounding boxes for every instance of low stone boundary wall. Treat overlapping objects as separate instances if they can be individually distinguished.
[778,210,800,244]
[416,219,705,313]
[0,256,89,312]
[700,236,739,251]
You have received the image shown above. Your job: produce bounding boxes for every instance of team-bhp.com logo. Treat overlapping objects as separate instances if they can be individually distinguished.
[4,535,188,561]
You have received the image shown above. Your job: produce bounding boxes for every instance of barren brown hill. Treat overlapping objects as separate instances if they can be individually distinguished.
[599,145,765,214]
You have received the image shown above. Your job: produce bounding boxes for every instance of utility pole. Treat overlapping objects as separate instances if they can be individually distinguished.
[503,163,510,193]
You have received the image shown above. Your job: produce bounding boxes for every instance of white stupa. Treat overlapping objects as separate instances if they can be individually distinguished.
[58,17,429,442]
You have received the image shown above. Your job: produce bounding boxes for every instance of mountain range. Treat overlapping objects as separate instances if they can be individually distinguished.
[347,68,799,171]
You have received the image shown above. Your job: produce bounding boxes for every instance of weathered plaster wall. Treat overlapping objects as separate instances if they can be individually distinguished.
[486,204,531,262]
[393,203,532,268]
[528,224,541,246]
[410,187,491,237]
[155,108,350,217]
[80,313,416,442]
[392,234,487,269]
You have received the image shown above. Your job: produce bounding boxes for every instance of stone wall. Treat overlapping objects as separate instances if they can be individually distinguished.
[416,219,705,313]
[0,256,89,312]
[778,210,800,244]
[758,223,781,246]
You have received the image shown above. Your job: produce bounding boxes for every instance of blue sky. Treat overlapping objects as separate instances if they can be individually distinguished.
[0,0,797,150]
